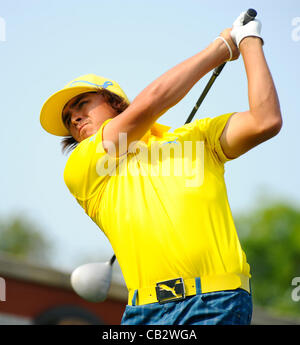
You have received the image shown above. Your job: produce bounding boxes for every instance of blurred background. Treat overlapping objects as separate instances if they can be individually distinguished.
[0,0,300,324]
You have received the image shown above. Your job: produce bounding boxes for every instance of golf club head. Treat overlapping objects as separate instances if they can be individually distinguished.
[71,261,113,302]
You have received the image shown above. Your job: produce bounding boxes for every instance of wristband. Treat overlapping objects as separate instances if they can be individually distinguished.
[214,36,233,61]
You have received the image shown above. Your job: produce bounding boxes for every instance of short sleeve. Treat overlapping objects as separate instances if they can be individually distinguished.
[196,112,236,165]
[63,118,122,201]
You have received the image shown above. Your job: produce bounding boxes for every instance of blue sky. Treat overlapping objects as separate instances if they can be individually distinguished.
[0,0,299,274]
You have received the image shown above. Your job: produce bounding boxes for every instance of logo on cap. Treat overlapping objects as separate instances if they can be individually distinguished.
[69,80,114,88]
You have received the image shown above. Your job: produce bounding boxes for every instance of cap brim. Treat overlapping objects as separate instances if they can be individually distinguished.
[40,86,100,136]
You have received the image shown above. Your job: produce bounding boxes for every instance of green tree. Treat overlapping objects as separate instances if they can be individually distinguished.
[235,196,300,317]
[0,213,54,266]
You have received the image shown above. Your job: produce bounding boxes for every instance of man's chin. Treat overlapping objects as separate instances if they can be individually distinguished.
[79,128,97,142]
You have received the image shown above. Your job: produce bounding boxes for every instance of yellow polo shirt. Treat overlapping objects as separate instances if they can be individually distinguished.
[64,112,251,302]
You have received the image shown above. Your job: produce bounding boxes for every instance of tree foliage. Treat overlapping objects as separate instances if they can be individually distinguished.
[0,214,54,265]
[235,197,300,317]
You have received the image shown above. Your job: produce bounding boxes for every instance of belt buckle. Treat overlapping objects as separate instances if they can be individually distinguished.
[155,277,186,304]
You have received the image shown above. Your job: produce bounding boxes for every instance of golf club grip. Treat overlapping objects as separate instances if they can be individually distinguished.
[243,8,257,25]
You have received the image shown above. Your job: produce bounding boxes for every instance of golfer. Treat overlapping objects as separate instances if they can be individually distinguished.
[40,12,282,325]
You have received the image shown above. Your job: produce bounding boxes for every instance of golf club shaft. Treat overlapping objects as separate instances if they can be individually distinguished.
[184,63,226,124]
[185,8,257,124]
[110,254,116,265]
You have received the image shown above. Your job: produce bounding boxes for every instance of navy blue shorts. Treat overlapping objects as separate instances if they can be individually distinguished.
[121,288,253,325]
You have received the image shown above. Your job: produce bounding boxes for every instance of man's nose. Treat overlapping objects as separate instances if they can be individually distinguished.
[71,113,84,125]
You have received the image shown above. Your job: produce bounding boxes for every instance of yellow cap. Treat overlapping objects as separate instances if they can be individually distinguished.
[40,74,130,136]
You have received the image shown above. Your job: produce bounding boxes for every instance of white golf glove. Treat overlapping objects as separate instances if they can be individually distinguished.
[231,11,264,48]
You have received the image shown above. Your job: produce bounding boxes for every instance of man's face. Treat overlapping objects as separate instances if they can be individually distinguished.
[62,92,117,142]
